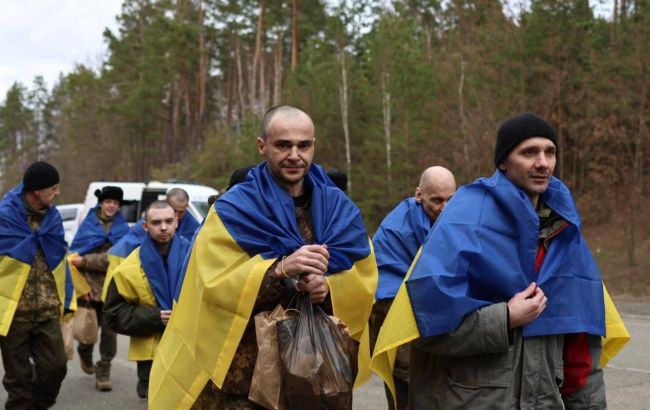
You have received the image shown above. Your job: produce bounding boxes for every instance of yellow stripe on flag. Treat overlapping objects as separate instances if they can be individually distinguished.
[601,284,630,367]
[67,253,91,296]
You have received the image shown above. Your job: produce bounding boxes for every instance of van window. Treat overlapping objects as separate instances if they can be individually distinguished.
[120,201,140,223]
[58,208,78,221]
[192,201,210,219]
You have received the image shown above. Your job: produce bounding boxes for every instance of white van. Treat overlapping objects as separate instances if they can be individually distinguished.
[81,181,218,224]
[57,203,84,245]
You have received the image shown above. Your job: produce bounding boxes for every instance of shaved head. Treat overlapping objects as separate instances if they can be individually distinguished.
[416,166,457,222]
[260,105,313,140]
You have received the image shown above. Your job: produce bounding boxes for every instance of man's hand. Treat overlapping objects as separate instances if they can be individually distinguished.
[160,310,172,326]
[276,244,329,277]
[70,257,84,268]
[79,292,93,302]
[507,282,547,329]
[298,273,330,304]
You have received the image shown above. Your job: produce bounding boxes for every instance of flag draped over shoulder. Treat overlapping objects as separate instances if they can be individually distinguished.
[139,235,191,310]
[0,183,72,335]
[177,212,200,240]
[68,205,129,296]
[102,219,147,300]
[70,206,129,255]
[373,197,431,300]
[371,171,629,398]
[149,163,378,410]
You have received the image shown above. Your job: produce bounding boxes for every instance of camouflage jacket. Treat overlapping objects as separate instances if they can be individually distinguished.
[14,200,60,322]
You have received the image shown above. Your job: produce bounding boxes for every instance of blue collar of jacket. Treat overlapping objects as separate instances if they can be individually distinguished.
[374,197,432,300]
[71,206,129,255]
[406,170,605,338]
[215,162,371,274]
[139,234,191,310]
[0,183,66,270]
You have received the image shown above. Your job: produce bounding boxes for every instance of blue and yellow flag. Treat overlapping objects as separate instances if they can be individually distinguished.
[371,171,630,398]
[102,219,147,300]
[149,163,378,409]
[139,234,191,310]
[0,183,72,335]
[373,197,431,300]
[177,212,200,241]
[68,205,129,295]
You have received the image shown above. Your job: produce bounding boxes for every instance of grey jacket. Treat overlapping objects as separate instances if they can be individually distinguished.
[409,303,606,410]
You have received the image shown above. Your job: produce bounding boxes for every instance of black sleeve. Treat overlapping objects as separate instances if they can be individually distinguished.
[103,279,165,337]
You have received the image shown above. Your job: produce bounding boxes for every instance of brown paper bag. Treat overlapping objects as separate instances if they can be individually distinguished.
[73,306,98,345]
[61,315,75,360]
[249,304,289,410]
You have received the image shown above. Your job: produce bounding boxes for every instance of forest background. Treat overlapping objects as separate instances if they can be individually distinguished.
[0,0,648,297]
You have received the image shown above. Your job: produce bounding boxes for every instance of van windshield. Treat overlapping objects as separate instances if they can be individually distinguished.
[192,201,210,219]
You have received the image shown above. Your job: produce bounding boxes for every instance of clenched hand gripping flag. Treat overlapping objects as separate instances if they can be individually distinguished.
[0,183,73,335]
[149,163,378,409]
[371,171,630,400]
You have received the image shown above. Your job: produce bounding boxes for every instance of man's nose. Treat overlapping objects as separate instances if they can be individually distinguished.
[535,152,550,168]
[288,146,299,159]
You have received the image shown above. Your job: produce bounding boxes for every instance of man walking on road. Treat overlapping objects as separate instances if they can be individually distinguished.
[104,200,190,399]
[149,105,378,409]
[69,186,129,391]
[373,113,617,409]
[0,161,71,409]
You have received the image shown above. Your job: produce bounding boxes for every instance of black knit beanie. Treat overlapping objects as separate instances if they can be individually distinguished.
[494,113,558,167]
[23,161,60,191]
[95,186,124,204]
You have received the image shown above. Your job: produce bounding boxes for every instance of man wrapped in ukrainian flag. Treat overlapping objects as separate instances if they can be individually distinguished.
[371,113,630,409]
[149,105,378,409]
[0,161,74,409]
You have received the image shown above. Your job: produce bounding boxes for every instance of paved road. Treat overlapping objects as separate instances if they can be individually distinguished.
[1,310,648,409]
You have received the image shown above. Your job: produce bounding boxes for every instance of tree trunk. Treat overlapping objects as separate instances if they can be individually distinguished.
[196,0,207,150]
[251,0,265,114]
[338,48,351,194]
[458,58,469,165]
[381,70,392,199]
[291,0,299,71]
[273,37,283,106]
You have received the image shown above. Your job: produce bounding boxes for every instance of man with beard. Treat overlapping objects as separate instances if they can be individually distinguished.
[103,200,191,399]
[0,161,72,409]
[69,186,129,391]
[149,105,378,409]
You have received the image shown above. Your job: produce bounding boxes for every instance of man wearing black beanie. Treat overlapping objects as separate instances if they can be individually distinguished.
[0,161,70,409]
[378,113,626,409]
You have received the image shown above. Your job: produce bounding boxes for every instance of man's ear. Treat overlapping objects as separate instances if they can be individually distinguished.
[498,162,506,172]
[415,186,422,203]
[257,137,266,156]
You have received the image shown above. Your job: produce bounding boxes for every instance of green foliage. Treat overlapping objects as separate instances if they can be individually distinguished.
[0,0,648,242]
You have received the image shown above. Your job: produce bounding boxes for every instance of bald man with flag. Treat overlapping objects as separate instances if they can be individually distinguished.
[149,105,378,409]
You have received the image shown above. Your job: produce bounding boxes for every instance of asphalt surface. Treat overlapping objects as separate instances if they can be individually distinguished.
[0,304,648,409]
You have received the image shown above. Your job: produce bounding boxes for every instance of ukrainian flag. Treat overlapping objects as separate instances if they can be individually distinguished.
[0,184,73,336]
[149,163,378,409]
[371,172,630,400]
[67,205,129,296]
[101,219,147,300]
